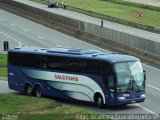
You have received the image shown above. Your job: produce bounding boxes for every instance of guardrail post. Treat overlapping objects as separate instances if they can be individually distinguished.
[3,41,9,51]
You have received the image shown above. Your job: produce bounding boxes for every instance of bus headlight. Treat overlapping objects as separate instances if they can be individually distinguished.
[118,97,125,100]
[140,94,145,98]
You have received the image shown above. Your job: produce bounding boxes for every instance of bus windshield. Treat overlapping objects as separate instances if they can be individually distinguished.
[114,61,144,93]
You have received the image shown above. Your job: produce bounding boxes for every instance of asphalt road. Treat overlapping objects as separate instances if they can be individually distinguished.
[0,81,16,94]
[0,9,160,118]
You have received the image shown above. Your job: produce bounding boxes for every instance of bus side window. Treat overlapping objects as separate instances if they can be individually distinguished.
[40,61,47,69]
[47,56,62,70]
[101,62,113,89]
[42,62,47,69]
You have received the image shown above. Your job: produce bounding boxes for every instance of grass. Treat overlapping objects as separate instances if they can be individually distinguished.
[101,0,160,11]
[31,0,160,28]
[0,94,61,113]
[0,94,106,120]
[0,54,7,77]
[63,0,160,27]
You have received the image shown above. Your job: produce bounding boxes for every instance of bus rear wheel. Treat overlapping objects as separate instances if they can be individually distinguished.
[34,86,42,97]
[96,95,104,108]
[25,84,33,96]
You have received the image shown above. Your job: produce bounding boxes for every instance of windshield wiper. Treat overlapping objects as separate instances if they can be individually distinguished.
[132,79,141,92]
[126,77,140,92]
[126,79,133,92]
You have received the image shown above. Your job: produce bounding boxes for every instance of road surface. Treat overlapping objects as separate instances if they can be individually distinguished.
[0,10,160,118]
[0,81,16,94]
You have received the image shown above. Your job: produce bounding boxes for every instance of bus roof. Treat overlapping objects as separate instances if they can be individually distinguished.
[9,47,139,63]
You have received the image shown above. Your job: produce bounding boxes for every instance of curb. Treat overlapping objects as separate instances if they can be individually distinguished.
[0,77,8,81]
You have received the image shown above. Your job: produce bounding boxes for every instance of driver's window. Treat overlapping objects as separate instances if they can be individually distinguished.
[40,61,47,69]
[108,75,114,91]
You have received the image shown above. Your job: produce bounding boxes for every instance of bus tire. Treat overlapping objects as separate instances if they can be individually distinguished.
[95,94,104,108]
[34,86,42,97]
[25,84,33,96]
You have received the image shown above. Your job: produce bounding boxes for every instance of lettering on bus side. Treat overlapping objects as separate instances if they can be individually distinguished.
[55,75,79,81]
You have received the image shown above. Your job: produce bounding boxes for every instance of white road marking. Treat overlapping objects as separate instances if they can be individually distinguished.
[0,81,7,83]
[10,24,15,27]
[56,45,62,48]
[0,32,3,34]
[143,64,160,72]
[147,84,160,91]
[136,104,159,117]
[8,36,14,40]
[22,43,28,47]
[1,32,22,47]
[10,37,22,47]
[22,29,27,32]
[37,36,44,39]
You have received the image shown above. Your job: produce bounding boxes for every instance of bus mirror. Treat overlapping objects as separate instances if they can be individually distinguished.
[143,70,146,81]
[4,41,9,51]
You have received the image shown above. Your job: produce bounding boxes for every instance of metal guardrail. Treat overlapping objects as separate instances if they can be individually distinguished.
[31,0,160,34]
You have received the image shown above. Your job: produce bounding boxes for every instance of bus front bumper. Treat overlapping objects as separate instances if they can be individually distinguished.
[117,96,145,105]
[105,92,145,106]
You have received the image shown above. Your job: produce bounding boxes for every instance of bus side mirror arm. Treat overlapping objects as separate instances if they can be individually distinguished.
[143,70,146,81]
[113,72,117,92]
[113,72,117,82]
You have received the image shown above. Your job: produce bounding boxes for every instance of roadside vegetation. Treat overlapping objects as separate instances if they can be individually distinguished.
[31,0,160,29]
[101,0,160,11]
[59,0,160,27]
[0,94,105,120]
[0,54,7,77]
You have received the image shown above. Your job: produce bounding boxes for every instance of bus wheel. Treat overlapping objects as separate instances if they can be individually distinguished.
[96,95,104,108]
[25,85,33,96]
[34,86,42,97]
